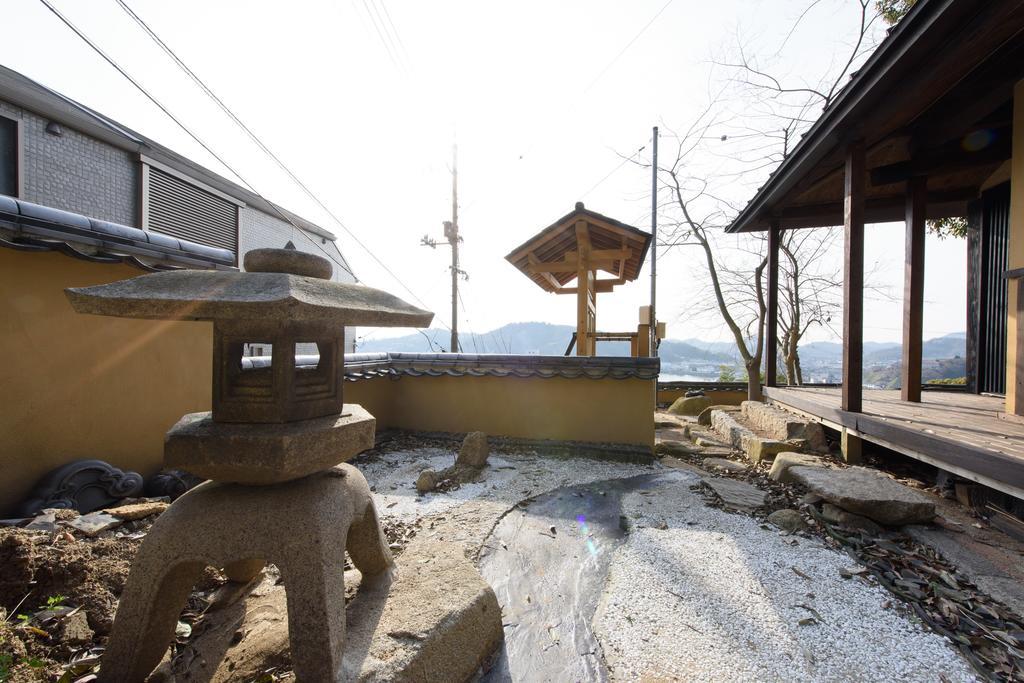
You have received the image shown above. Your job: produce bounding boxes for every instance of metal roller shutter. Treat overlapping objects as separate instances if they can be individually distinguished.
[147,167,237,252]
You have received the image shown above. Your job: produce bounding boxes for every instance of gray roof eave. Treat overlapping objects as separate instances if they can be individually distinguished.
[724,0,957,233]
[0,65,337,242]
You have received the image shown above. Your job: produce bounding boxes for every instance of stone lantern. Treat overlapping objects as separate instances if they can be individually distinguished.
[66,248,432,681]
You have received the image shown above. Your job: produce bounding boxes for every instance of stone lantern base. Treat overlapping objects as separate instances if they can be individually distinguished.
[164,405,376,485]
[99,463,392,682]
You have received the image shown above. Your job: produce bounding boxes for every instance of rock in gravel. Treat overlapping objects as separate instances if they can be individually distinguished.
[788,466,935,525]
[769,452,828,483]
[457,431,489,468]
[704,478,767,511]
[703,458,747,473]
[668,395,713,416]
[767,509,808,533]
[66,511,122,537]
[819,503,884,536]
[416,469,439,493]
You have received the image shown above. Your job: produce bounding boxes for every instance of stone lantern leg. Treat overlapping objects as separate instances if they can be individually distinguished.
[65,249,434,682]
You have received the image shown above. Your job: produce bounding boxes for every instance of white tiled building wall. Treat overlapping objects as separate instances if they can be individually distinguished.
[238,206,357,353]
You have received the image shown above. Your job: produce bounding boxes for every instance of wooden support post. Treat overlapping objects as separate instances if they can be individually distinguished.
[575,220,595,356]
[843,141,865,413]
[841,428,863,465]
[901,176,926,402]
[766,222,780,387]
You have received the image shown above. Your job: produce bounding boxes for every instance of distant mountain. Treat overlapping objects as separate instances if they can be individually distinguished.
[357,322,732,363]
[356,323,965,371]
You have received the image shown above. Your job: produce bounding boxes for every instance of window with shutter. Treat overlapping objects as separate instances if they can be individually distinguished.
[146,166,238,252]
[0,116,17,198]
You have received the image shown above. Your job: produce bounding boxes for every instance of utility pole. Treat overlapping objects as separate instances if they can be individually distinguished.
[650,126,659,356]
[421,143,466,353]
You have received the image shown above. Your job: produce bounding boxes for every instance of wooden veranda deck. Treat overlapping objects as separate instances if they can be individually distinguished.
[766,387,1024,500]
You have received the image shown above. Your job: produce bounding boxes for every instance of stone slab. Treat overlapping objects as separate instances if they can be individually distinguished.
[165,541,503,682]
[703,458,748,473]
[768,452,827,483]
[164,405,376,485]
[740,436,792,464]
[703,477,767,511]
[788,466,936,525]
[741,401,828,452]
[710,410,755,449]
[697,405,739,426]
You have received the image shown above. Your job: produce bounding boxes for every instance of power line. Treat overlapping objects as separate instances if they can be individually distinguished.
[584,0,675,93]
[375,0,411,66]
[457,289,479,354]
[38,0,359,280]
[577,143,648,201]
[110,0,354,278]
[95,0,453,331]
[360,0,405,73]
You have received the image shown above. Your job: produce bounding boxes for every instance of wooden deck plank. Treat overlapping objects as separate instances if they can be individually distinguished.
[765,387,1024,500]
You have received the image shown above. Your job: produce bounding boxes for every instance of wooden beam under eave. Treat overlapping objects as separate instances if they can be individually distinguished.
[527,256,628,274]
[843,141,866,413]
[766,222,780,387]
[556,279,619,295]
[901,176,926,402]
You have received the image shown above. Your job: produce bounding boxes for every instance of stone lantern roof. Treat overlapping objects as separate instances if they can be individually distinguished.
[65,250,433,328]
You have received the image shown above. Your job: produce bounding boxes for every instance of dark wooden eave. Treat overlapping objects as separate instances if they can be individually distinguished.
[726,0,1024,233]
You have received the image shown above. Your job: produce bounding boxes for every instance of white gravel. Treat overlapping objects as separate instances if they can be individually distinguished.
[356,446,656,522]
[593,469,978,683]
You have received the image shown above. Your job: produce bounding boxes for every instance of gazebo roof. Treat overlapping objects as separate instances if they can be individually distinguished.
[505,203,652,293]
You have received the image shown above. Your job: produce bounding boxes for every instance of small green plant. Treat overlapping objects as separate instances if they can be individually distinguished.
[42,595,66,610]
[14,615,28,624]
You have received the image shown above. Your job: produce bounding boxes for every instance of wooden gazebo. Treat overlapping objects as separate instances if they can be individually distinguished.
[506,202,651,356]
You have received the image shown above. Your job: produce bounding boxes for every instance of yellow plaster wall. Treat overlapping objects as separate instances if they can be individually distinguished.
[1,251,654,513]
[1008,80,1024,413]
[0,250,212,516]
[346,375,655,449]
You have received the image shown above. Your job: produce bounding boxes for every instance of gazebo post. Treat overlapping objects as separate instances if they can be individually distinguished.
[575,219,595,356]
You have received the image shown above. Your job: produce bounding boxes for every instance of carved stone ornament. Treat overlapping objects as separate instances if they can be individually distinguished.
[17,459,144,517]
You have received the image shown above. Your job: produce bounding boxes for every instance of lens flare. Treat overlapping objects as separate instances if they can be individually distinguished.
[576,514,598,557]
[962,129,994,152]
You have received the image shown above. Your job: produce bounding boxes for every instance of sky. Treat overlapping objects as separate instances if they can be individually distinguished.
[3,0,968,349]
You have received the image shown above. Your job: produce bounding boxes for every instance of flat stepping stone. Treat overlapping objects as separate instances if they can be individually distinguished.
[694,435,730,449]
[769,452,828,483]
[655,441,699,457]
[692,447,736,459]
[788,466,935,525]
[703,477,767,511]
[703,458,747,473]
[656,428,691,443]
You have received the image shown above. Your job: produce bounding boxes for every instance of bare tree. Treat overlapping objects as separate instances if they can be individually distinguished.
[637,0,889,399]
